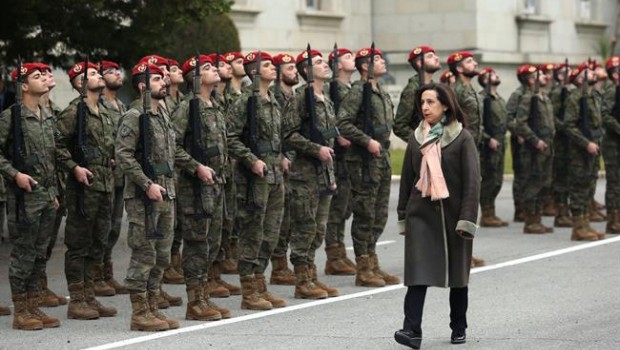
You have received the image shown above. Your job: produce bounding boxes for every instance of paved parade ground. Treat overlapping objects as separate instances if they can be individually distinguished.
[0,179,618,350]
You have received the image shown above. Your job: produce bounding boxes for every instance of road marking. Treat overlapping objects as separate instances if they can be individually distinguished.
[345,240,395,250]
[85,235,620,350]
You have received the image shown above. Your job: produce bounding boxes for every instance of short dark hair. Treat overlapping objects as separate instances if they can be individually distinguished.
[354,57,370,74]
[448,62,460,76]
[296,61,309,81]
[415,83,467,127]
[131,75,147,93]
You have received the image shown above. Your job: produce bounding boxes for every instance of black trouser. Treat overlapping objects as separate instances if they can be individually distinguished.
[403,286,468,336]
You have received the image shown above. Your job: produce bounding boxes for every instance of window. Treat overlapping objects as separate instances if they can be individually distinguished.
[579,0,592,20]
[523,0,537,15]
[306,0,321,10]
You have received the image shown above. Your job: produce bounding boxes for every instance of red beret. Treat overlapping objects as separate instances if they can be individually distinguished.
[328,48,353,62]
[273,53,296,66]
[207,53,227,65]
[10,63,42,82]
[36,63,52,73]
[181,55,213,76]
[538,64,555,73]
[139,55,169,68]
[439,70,454,84]
[446,51,473,65]
[131,62,165,78]
[606,56,620,70]
[356,47,383,59]
[516,64,538,77]
[100,60,120,72]
[478,67,495,76]
[68,61,99,81]
[569,62,593,83]
[553,63,570,72]
[168,59,180,68]
[408,45,435,63]
[224,52,244,63]
[296,49,323,65]
[243,51,273,65]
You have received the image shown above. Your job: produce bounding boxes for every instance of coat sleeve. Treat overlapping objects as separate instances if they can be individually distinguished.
[456,131,480,237]
[397,135,417,233]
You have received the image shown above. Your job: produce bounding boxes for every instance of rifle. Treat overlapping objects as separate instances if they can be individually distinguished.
[482,70,495,164]
[558,59,570,121]
[186,53,214,219]
[329,43,347,178]
[612,73,620,126]
[578,60,592,140]
[10,58,34,227]
[211,50,220,99]
[412,51,424,128]
[528,68,541,174]
[74,56,93,218]
[361,42,377,183]
[304,43,337,195]
[275,58,282,100]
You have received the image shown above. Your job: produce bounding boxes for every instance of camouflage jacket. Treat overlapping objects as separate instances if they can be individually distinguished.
[56,101,116,193]
[226,90,284,184]
[336,79,394,164]
[506,85,526,136]
[564,89,604,148]
[478,89,508,141]
[453,78,483,145]
[165,90,185,115]
[600,81,620,137]
[269,84,295,110]
[516,90,556,147]
[116,104,199,200]
[393,73,422,142]
[99,96,127,188]
[0,105,57,201]
[548,83,573,133]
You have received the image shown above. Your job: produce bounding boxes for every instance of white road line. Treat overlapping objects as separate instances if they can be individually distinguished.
[345,240,395,250]
[84,235,620,350]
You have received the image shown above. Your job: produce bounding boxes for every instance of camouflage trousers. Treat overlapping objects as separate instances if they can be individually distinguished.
[49,170,67,262]
[7,190,56,294]
[104,185,125,262]
[325,159,352,246]
[348,161,391,256]
[288,177,332,266]
[568,144,600,216]
[511,135,525,206]
[519,144,553,211]
[236,180,284,276]
[221,162,238,254]
[64,185,112,285]
[124,198,174,293]
[552,133,571,206]
[603,134,620,209]
[479,141,506,208]
[272,175,291,258]
[178,184,224,286]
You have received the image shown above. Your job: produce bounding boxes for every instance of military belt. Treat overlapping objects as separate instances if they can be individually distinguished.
[204,145,223,159]
[152,162,174,177]
[256,140,281,155]
[590,128,604,140]
[536,127,551,138]
[374,123,392,135]
[321,127,340,140]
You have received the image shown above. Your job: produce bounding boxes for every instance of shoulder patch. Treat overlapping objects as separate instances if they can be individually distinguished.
[119,125,132,137]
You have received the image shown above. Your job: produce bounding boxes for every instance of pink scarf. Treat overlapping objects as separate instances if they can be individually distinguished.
[415,120,449,201]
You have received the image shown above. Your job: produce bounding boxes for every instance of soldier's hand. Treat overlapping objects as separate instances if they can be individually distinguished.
[147,183,166,202]
[517,136,525,144]
[53,198,60,210]
[318,146,334,163]
[15,172,37,192]
[586,142,600,155]
[367,139,382,157]
[535,140,547,152]
[251,160,268,177]
[196,165,216,185]
[282,157,291,174]
[488,138,499,151]
[337,136,351,148]
[74,166,94,186]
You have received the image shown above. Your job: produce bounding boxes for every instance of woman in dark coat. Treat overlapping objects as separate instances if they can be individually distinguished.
[394,83,480,349]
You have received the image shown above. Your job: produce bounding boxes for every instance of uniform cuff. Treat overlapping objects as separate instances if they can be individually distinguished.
[397,220,406,235]
[456,220,477,238]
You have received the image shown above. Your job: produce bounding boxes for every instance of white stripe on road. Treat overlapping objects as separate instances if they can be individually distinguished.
[345,240,395,250]
[85,235,620,350]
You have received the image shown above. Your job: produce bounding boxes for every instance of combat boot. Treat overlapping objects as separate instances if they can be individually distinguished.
[219,242,238,274]
[201,281,231,319]
[162,253,184,284]
[513,202,525,222]
[27,292,60,328]
[309,263,339,297]
[593,199,606,210]
[355,255,386,287]
[38,276,63,307]
[159,287,183,307]
[471,256,486,267]
[85,282,117,317]
[67,282,99,320]
[523,210,549,234]
[339,243,357,269]
[607,210,620,234]
[536,210,554,233]
[11,293,42,330]
[147,290,179,329]
[491,206,509,227]
[255,272,286,308]
[369,253,400,285]
[293,265,328,299]
[554,204,573,227]
[479,207,506,227]
[589,209,606,222]
[93,264,116,297]
[129,292,168,332]
[324,244,356,276]
[0,303,11,316]
[185,284,221,321]
[585,218,605,240]
[211,262,241,295]
[207,276,231,298]
[104,261,128,294]
[270,256,296,284]
[542,195,557,216]
[570,215,598,241]
[239,275,272,310]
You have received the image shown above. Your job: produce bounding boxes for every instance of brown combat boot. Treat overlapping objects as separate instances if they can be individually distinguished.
[571,215,599,241]
[38,276,63,307]
[129,292,169,332]
[162,253,184,284]
[85,282,117,317]
[589,208,607,222]
[93,264,116,297]
[185,284,221,321]
[270,256,296,285]
[593,199,606,210]
[309,263,339,297]
[585,218,605,240]
[293,265,328,299]
[355,255,386,287]
[513,202,525,222]
[255,273,287,308]
[607,210,620,234]
[207,277,231,298]
[471,256,486,267]
[554,204,573,227]
[219,242,239,274]
[201,281,231,319]
[239,275,272,310]
[211,262,241,295]
[159,287,183,307]
[479,207,507,227]
[542,195,557,216]
[339,243,357,270]
[147,290,179,329]
[67,282,99,320]
[523,210,549,234]
[12,293,43,330]
[369,253,400,285]
[0,303,11,316]
[27,292,60,328]
[104,261,128,294]
[324,244,356,276]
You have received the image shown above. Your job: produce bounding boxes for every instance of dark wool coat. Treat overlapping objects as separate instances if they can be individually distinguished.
[397,121,480,287]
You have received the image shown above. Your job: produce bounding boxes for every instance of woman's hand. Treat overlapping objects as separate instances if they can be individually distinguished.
[456,230,474,240]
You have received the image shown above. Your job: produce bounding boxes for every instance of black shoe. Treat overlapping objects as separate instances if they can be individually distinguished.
[394,329,422,349]
[450,329,466,344]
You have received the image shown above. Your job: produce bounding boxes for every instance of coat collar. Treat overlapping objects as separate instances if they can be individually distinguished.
[414,120,463,147]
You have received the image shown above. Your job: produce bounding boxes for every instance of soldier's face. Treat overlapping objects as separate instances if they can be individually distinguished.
[260,61,277,82]
[201,62,220,85]
[24,71,49,95]
[86,68,105,91]
[595,67,608,81]
[372,55,387,76]
[218,62,233,80]
[491,72,501,86]
[459,57,478,77]
[149,75,167,99]
[41,70,56,89]
[311,56,330,81]
[158,65,171,86]
[338,53,356,73]
[168,65,184,85]
[586,70,597,85]
[231,58,245,77]
[103,68,123,90]
[423,52,441,73]
[281,63,299,86]
[420,89,446,126]
[538,73,548,87]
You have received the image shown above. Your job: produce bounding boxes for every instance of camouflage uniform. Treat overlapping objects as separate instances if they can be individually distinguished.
[453,79,483,146]
[116,104,198,293]
[548,83,573,219]
[506,86,526,219]
[601,81,620,231]
[165,90,185,114]
[393,73,422,142]
[0,106,57,295]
